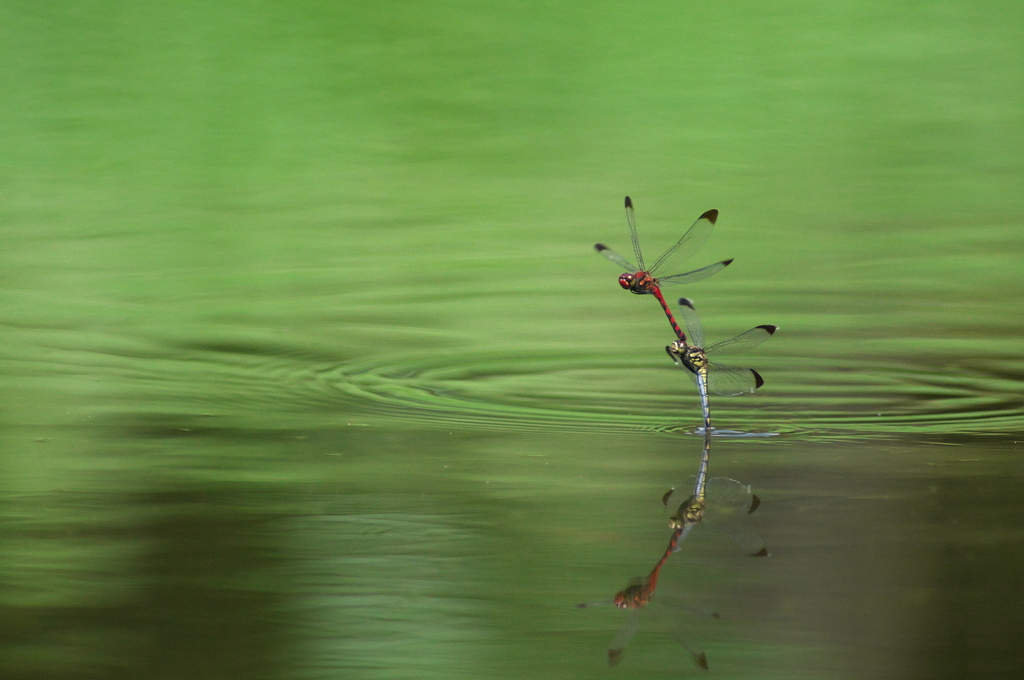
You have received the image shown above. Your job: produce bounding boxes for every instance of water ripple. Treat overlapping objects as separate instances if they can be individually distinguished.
[8,328,1023,439]
[312,349,1024,438]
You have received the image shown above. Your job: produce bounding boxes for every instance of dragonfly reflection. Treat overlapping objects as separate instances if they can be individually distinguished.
[577,430,769,667]
[663,432,769,558]
[577,525,711,669]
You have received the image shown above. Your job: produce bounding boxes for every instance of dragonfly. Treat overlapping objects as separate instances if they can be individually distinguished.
[665,297,776,433]
[662,431,769,558]
[595,196,733,342]
[577,526,711,669]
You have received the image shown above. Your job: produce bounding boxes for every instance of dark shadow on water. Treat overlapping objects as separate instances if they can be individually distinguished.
[123,488,290,680]
[750,442,1024,680]
[0,484,292,680]
[909,474,1024,680]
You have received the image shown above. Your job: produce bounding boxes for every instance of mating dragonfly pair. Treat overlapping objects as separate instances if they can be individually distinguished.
[595,196,776,431]
[578,433,767,667]
[582,198,776,668]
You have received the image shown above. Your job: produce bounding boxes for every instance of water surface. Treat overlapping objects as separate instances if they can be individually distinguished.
[1,2,1023,679]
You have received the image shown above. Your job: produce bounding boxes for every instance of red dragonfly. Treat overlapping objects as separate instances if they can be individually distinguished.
[577,527,711,669]
[595,196,733,341]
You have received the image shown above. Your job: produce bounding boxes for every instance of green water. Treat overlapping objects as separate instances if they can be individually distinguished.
[2,2,1023,678]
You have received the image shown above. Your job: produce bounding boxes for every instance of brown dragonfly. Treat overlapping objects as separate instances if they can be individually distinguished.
[665,297,776,434]
[662,431,770,558]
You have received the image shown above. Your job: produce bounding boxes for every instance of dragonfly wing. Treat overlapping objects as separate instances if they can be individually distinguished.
[647,208,718,276]
[662,478,702,508]
[608,607,642,666]
[705,325,777,355]
[662,487,678,506]
[654,258,733,288]
[593,243,636,272]
[705,477,758,513]
[624,196,645,271]
[704,477,769,557]
[704,362,763,395]
[713,518,768,557]
[645,601,710,670]
[674,298,705,348]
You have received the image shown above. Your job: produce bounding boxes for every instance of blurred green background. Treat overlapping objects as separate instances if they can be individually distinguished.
[1,2,1022,679]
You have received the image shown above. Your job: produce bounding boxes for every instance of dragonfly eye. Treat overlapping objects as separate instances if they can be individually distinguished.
[617,274,633,289]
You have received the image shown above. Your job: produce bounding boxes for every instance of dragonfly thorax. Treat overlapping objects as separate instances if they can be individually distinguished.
[669,495,705,529]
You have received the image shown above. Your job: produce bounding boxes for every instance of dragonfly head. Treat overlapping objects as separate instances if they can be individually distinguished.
[619,271,654,294]
[613,584,645,609]
[666,342,705,373]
